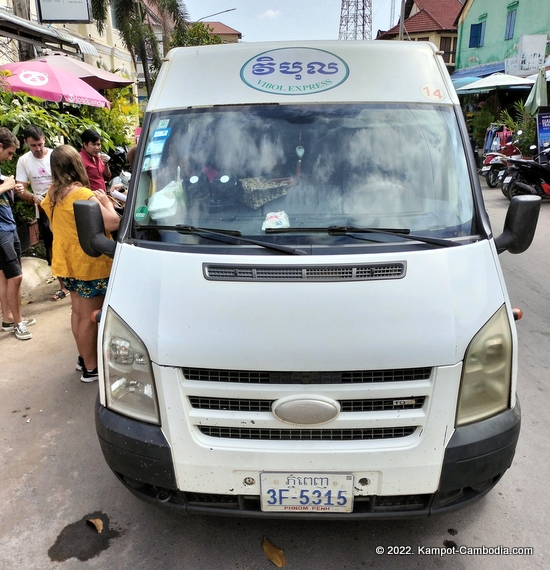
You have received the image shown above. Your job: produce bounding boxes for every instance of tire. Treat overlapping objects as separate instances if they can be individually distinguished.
[509,181,535,199]
[501,175,514,199]
[486,169,499,188]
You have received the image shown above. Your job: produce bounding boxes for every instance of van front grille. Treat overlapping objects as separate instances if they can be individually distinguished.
[203,262,406,282]
[183,367,432,384]
[198,426,416,440]
[189,396,425,412]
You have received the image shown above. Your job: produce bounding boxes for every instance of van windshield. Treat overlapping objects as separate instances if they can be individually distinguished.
[131,104,475,252]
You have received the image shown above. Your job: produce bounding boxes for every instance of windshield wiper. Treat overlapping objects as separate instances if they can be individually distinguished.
[174,225,308,255]
[266,225,459,248]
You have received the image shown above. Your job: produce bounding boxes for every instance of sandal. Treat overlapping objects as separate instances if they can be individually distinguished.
[51,289,70,301]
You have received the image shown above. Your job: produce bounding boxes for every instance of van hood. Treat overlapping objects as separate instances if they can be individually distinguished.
[107,242,505,371]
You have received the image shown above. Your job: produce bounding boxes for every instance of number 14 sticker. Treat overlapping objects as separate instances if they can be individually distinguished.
[421,84,445,101]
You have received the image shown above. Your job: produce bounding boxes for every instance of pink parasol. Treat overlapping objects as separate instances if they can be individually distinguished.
[0,60,110,108]
[31,55,133,90]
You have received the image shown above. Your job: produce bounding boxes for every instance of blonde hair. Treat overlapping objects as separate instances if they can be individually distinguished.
[49,145,90,208]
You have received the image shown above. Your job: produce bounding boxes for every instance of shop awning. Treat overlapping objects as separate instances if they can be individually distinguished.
[452,61,506,80]
[0,8,98,58]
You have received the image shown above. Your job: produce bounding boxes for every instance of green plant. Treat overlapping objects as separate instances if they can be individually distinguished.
[471,105,496,148]
[92,0,188,97]
[169,22,223,49]
[1,79,140,184]
[23,241,47,260]
[0,87,109,148]
[11,198,36,225]
[81,85,140,149]
[500,101,537,156]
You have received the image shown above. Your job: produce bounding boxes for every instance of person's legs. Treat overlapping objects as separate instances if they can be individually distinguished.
[0,270,13,323]
[69,292,104,372]
[0,230,23,325]
[4,273,23,324]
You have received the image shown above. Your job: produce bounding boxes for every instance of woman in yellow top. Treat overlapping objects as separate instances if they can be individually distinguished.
[42,145,120,382]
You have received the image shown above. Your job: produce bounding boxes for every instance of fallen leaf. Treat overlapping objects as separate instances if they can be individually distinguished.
[262,536,285,567]
[87,518,104,534]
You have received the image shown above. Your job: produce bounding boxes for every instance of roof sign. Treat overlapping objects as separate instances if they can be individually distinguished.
[240,47,349,96]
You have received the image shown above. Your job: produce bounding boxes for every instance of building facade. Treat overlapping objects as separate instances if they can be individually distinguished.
[376,0,464,72]
[454,0,550,77]
[0,0,135,83]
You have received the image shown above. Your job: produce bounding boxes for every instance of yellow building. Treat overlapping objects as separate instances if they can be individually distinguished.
[0,1,135,86]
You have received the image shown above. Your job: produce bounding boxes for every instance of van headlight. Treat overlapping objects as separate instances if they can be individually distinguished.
[456,305,512,426]
[102,308,160,424]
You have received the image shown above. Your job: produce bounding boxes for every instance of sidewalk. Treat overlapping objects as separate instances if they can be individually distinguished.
[20,256,57,305]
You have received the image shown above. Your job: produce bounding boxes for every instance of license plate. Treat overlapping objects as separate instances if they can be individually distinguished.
[504,176,512,184]
[260,472,354,513]
[481,166,490,172]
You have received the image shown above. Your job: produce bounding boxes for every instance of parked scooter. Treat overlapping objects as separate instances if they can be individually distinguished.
[108,146,129,178]
[479,140,522,188]
[501,143,550,200]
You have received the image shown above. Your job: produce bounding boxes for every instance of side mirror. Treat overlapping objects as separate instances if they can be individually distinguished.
[74,200,116,259]
[494,195,540,254]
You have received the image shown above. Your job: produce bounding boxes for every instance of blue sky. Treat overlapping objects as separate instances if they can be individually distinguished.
[182,1,395,43]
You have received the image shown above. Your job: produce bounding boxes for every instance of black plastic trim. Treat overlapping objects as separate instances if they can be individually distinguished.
[95,396,176,490]
[95,398,520,518]
[438,402,520,493]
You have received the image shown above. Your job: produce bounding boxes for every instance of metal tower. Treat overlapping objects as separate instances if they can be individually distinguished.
[338,0,373,40]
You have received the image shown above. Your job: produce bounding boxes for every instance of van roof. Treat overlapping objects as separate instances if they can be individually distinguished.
[149,40,458,111]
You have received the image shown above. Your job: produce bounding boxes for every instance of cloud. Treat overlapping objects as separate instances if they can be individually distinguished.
[259,10,281,20]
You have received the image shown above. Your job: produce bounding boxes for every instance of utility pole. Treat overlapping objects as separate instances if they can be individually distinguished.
[398,0,406,41]
[338,0,372,40]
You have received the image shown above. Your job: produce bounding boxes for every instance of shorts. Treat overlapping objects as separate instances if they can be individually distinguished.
[61,277,109,298]
[0,230,22,279]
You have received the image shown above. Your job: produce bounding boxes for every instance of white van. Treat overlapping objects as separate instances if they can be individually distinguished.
[76,41,540,518]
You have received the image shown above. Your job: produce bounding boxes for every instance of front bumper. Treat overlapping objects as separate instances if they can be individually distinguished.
[96,396,520,519]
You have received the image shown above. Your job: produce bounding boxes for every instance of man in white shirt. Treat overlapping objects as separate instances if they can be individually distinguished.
[15,125,69,301]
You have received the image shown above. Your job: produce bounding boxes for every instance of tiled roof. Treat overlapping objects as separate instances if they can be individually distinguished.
[200,21,242,37]
[413,0,463,29]
[377,0,462,38]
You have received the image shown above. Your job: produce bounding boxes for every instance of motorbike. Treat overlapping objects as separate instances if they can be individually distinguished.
[479,140,522,188]
[107,146,129,179]
[501,143,550,200]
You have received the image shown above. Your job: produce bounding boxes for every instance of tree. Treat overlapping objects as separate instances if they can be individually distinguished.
[169,21,223,49]
[91,0,188,98]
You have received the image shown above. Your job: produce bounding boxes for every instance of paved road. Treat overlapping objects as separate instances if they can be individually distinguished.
[0,186,548,569]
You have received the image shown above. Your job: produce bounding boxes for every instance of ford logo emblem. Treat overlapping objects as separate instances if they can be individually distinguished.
[240,47,349,96]
[272,395,340,425]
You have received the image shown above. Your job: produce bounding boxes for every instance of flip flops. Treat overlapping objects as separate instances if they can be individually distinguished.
[51,289,70,301]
